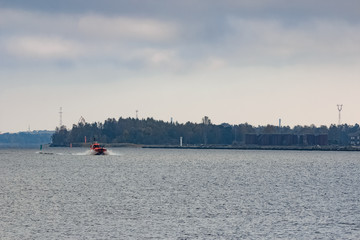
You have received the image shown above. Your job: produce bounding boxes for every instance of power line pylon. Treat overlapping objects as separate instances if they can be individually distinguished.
[59,107,63,127]
[337,104,343,125]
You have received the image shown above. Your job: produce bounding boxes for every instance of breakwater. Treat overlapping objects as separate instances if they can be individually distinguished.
[51,142,360,151]
[142,145,360,151]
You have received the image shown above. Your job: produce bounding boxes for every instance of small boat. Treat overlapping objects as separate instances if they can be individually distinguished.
[90,142,107,155]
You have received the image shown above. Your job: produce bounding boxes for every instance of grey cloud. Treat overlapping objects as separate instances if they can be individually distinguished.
[77,15,179,42]
[1,1,360,73]
[2,0,360,22]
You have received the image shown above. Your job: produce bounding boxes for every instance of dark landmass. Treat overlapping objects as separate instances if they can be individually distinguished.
[50,117,360,150]
[0,130,54,148]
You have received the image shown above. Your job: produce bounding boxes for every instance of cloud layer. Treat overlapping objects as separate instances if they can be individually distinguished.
[0,1,360,132]
[2,5,360,71]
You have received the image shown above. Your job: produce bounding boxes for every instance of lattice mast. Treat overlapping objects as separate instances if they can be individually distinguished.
[337,104,343,125]
[59,107,63,127]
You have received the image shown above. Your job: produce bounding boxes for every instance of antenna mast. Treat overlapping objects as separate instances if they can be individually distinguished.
[337,104,343,125]
[59,107,63,127]
[78,116,86,125]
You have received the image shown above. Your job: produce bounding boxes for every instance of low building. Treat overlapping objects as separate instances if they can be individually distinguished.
[349,131,360,146]
[245,134,328,146]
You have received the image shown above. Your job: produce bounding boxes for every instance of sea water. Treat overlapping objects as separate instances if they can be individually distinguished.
[1,148,360,239]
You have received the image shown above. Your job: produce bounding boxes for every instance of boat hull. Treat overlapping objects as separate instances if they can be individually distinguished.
[90,142,107,155]
[92,149,107,155]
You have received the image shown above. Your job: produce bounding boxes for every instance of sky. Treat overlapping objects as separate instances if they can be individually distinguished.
[1,0,360,133]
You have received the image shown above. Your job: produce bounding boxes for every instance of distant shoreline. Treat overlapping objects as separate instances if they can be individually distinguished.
[141,145,360,151]
[48,143,360,151]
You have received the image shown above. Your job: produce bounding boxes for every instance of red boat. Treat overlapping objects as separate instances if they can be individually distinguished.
[90,142,107,155]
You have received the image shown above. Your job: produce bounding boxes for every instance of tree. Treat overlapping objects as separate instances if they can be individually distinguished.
[51,116,359,147]
[52,126,69,146]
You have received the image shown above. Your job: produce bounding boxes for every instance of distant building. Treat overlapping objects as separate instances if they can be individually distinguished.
[349,131,360,146]
[245,134,328,146]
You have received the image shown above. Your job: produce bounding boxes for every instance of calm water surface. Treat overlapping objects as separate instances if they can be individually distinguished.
[1,148,360,239]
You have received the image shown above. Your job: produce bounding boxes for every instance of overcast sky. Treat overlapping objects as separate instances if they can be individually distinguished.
[1,0,359,132]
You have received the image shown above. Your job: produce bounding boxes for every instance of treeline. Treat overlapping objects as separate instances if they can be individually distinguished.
[51,117,360,146]
[0,131,54,147]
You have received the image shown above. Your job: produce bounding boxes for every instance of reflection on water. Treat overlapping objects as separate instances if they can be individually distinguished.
[1,148,360,239]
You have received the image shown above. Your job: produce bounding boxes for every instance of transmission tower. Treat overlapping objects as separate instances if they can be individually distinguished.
[136,110,138,119]
[59,107,63,127]
[78,116,86,125]
[337,104,343,125]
